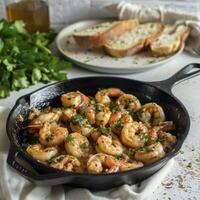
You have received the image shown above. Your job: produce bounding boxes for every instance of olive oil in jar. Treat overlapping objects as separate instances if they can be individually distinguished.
[6,0,49,33]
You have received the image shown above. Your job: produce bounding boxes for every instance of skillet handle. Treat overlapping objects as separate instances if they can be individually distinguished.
[150,63,200,93]
[7,145,69,185]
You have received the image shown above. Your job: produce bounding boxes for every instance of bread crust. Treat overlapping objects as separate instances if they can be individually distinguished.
[73,19,139,49]
[151,26,191,56]
[104,40,144,57]
[104,23,164,58]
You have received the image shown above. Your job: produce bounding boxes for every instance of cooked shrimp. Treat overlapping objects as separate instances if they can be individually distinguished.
[90,127,113,142]
[120,122,148,148]
[109,111,133,134]
[26,88,177,174]
[119,160,143,171]
[95,88,124,105]
[26,144,58,162]
[158,132,177,150]
[31,112,60,125]
[109,111,133,125]
[50,155,81,172]
[61,91,89,109]
[109,111,122,126]
[138,103,165,126]
[77,92,90,110]
[87,153,143,173]
[135,142,165,164]
[28,107,40,121]
[90,130,101,142]
[27,112,60,133]
[147,121,175,144]
[105,153,143,171]
[65,132,91,158]
[82,105,96,125]
[147,127,159,144]
[158,121,175,132]
[61,108,77,121]
[87,153,119,173]
[96,135,123,156]
[116,94,141,111]
[95,105,111,127]
[70,114,93,137]
[39,122,68,146]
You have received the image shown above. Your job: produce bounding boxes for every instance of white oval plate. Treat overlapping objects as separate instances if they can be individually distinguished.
[56,20,184,74]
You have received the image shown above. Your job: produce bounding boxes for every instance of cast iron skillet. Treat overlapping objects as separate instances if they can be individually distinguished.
[6,63,200,190]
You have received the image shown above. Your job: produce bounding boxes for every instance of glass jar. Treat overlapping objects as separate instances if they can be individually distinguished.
[5,0,49,33]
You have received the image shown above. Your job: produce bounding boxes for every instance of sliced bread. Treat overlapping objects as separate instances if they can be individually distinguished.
[150,25,190,56]
[73,19,139,49]
[104,23,164,57]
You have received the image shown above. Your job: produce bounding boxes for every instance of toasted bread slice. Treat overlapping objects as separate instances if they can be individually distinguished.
[104,23,164,57]
[150,25,190,56]
[73,19,139,49]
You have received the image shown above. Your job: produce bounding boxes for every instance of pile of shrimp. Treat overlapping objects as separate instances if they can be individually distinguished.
[25,88,177,174]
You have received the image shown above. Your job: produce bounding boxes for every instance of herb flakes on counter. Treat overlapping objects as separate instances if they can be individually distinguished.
[0,19,72,98]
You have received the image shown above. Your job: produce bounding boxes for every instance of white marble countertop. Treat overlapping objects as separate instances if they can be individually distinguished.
[0,51,200,199]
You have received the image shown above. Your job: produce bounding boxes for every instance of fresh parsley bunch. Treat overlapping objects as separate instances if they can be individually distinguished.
[0,19,71,98]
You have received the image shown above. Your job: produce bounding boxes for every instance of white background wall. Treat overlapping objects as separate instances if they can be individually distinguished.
[49,0,200,29]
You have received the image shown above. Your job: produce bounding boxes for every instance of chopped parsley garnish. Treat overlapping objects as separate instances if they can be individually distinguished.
[56,155,65,162]
[129,107,144,120]
[115,155,123,160]
[95,103,103,111]
[46,134,54,142]
[135,107,144,118]
[140,132,148,143]
[148,59,157,64]
[187,162,192,168]
[47,159,54,165]
[180,150,184,154]
[80,142,89,152]
[96,127,109,133]
[47,155,65,165]
[71,114,84,127]
[128,149,136,157]
[81,111,86,118]
[159,134,169,143]
[112,143,116,147]
[115,119,123,129]
[139,146,153,152]
[65,134,74,143]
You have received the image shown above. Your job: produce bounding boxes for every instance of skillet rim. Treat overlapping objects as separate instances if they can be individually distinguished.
[6,76,190,178]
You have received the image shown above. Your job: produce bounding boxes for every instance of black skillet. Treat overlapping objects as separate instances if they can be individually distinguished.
[6,63,200,190]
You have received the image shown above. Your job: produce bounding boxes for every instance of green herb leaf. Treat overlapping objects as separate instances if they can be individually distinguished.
[31,68,42,84]
[0,19,71,98]
[3,59,16,72]
[65,134,74,143]
[13,20,28,35]
[80,142,89,152]
[115,154,123,160]
[140,132,149,143]
[71,114,84,127]
[115,119,123,129]
[0,84,10,98]
[11,69,29,90]
[96,127,109,133]
[0,38,4,52]
[187,162,192,168]
[95,103,103,112]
